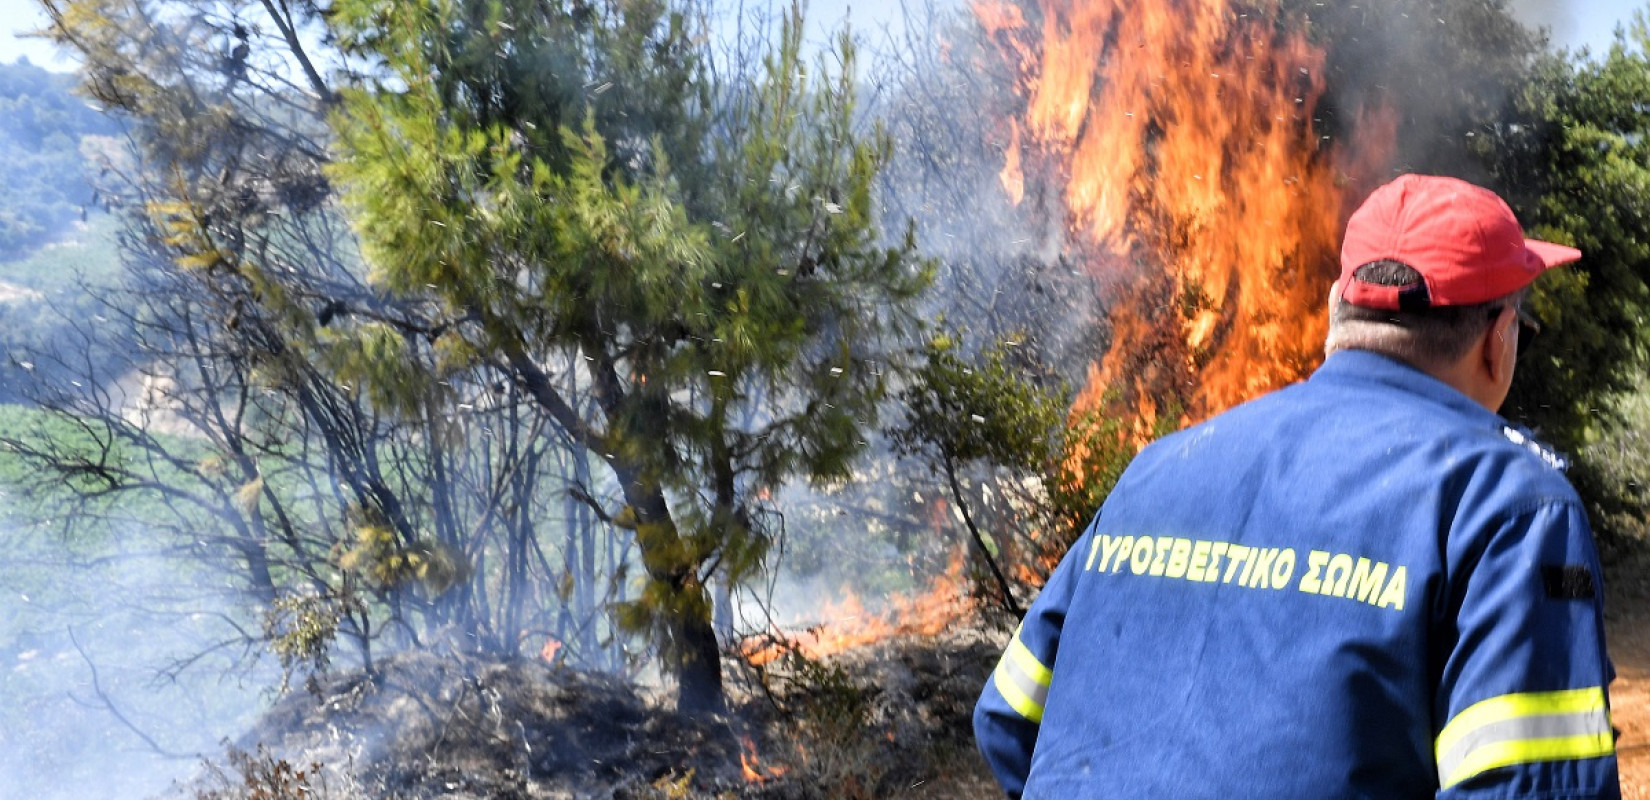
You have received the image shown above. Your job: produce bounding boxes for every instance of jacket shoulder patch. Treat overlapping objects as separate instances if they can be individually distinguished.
[1542,565,1596,600]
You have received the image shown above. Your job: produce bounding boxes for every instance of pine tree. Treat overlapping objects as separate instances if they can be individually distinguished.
[326,0,931,712]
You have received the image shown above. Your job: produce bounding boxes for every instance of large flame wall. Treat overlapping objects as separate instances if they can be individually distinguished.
[978,0,1392,425]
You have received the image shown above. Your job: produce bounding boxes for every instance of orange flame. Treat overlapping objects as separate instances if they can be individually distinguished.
[740,551,973,667]
[1000,119,1026,204]
[739,736,789,783]
[979,0,1394,426]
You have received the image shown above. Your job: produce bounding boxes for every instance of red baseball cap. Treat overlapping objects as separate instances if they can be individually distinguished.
[1336,174,1580,310]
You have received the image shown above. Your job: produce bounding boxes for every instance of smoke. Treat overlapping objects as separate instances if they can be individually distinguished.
[0,507,277,800]
[865,1,1104,384]
[1506,0,1579,46]
[1287,0,1556,189]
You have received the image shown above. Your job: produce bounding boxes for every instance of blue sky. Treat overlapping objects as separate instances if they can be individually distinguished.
[0,0,1642,70]
[1515,0,1647,53]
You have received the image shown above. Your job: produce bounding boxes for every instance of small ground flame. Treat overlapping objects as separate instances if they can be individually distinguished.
[740,552,973,667]
[739,736,789,783]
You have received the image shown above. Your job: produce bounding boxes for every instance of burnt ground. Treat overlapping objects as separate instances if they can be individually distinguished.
[169,569,1650,800]
[221,651,749,799]
[168,630,1004,800]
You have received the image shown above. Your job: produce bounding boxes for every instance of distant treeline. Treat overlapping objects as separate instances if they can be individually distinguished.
[0,57,118,259]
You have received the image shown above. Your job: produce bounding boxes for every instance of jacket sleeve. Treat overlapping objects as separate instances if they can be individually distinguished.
[974,527,1089,798]
[1435,500,1620,799]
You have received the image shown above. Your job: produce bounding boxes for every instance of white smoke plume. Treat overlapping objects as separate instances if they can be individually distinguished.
[1507,0,1579,46]
[0,507,275,800]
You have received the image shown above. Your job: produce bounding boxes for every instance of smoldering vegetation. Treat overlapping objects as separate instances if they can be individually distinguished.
[140,631,997,800]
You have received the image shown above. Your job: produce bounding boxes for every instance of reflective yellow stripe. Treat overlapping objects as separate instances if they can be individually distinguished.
[1437,688,1605,757]
[1006,633,1053,686]
[992,657,1043,722]
[992,626,1053,724]
[1443,733,1614,788]
[1435,688,1613,788]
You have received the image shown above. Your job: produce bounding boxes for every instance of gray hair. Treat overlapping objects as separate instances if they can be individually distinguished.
[1325,261,1528,369]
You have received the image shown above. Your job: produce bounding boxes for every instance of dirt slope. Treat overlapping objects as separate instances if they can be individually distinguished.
[1606,555,1650,798]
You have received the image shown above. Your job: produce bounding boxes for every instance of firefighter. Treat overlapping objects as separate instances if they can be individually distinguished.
[974,174,1619,798]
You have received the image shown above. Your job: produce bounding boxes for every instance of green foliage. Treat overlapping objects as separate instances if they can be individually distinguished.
[321,322,447,418]
[890,331,1154,594]
[265,593,347,682]
[10,0,654,685]
[0,59,118,259]
[325,0,932,708]
[891,332,1066,473]
[1044,402,1171,551]
[1583,374,1650,547]
[890,330,1064,604]
[337,519,468,598]
[0,405,50,490]
[1479,17,1650,457]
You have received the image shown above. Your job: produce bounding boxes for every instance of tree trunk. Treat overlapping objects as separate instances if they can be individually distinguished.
[612,463,727,714]
[671,603,725,715]
[504,343,726,711]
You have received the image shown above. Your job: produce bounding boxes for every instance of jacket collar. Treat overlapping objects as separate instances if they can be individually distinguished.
[1309,350,1507,429]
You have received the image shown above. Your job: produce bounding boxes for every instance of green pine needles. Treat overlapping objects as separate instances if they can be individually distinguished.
[327,0,932,712]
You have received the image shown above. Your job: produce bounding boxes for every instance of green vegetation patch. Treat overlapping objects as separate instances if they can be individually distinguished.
[0,211,123,293]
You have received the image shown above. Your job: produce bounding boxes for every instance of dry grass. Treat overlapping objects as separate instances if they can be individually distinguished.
[189,747,368,800]
[169,628,1007,800]
[730,628,1002,799]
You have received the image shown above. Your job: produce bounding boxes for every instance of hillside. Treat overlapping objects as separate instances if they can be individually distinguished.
[0,58,118,259]
[0,212,123,403]
[0,57,126,405]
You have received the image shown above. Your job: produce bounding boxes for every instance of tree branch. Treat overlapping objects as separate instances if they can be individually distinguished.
[67,628,197,761]
[258,0,334,104]
[942,456,1024,618]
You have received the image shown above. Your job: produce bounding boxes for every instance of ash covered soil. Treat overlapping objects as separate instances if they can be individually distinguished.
[170,569,1650,800]
[170,630,1003,800]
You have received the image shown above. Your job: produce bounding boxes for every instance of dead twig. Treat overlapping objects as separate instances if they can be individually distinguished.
[67,626,196,760]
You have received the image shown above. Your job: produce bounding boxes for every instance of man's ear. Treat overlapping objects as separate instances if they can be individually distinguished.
[1482,306,1515,386]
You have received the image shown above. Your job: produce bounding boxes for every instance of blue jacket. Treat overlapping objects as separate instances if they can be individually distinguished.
[975,350,1618,799]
